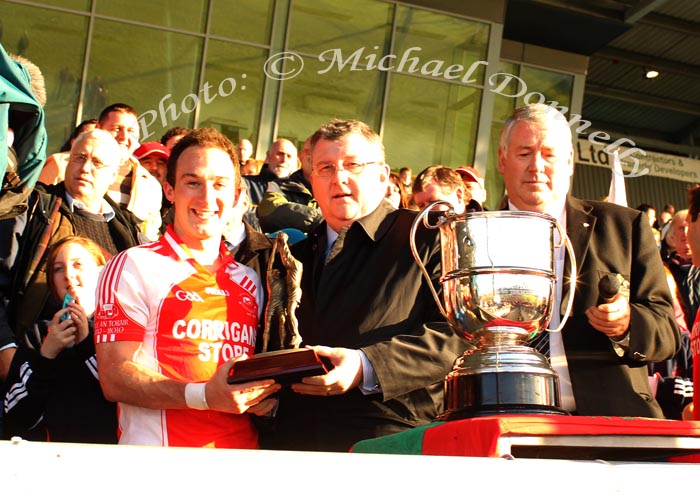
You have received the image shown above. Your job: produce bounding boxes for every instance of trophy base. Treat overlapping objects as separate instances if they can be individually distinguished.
[227,348,329,386]
[437,371,568,421]
[437,346,566,421]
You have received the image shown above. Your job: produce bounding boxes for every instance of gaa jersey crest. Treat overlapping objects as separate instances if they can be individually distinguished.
[94,227,263,447]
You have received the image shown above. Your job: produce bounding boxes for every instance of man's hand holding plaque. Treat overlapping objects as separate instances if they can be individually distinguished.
[227,232,328,386]
[287,345,363,397]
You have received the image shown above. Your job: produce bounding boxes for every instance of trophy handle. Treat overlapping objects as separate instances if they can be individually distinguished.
[546,219,577,333]
[409,201,453,319]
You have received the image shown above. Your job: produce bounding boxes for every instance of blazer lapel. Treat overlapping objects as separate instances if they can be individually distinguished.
[562,197,596,309]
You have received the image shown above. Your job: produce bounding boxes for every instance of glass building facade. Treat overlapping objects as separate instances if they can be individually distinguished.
[2,0,583,210]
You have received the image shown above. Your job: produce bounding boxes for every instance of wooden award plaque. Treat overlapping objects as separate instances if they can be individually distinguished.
[227,348,329,386]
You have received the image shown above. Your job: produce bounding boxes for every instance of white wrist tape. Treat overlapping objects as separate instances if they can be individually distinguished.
[185,383,209,410]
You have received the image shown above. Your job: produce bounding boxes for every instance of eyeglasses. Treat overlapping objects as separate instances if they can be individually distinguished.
[69,153,117,172]
[312,161,378,177]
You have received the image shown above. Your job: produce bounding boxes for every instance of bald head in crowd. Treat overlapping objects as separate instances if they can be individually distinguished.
[266,138,298,178]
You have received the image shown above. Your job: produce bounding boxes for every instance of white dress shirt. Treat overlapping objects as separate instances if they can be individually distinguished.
[509,199,576,412]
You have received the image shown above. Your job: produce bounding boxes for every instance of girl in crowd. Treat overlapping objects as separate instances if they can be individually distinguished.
[2,236,117,443]
[386,172,409,209]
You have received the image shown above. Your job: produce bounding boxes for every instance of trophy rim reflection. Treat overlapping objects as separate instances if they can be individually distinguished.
[410,203,577,420]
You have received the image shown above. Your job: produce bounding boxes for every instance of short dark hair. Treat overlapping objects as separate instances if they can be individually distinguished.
[167,127,239,188]
[160,126,190,146]
[60,118,98,152]
[98,103,137,124]
[636,203,656,214]
[309,119,385,163]
[412,165,464,195]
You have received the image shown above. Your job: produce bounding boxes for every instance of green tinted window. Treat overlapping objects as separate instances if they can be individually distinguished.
[393,6,490,86]
[1,1,89,153]
[485,122,506,210]
[25,0,90,10]
[518,65,573,109]
[196,41,268,145]
[85,19,203,139]
[383,74,481,170]
[209,0,275,45]
[487,61,519,209]
[288,0,393,57]
[491,63,574,124]
[95,0,208,33]
[491,61,518,122]
[277,55,386,145]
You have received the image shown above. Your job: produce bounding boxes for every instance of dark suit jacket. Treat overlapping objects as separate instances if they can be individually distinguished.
[559,197,680,417]
[264,201,468,452]
[242,166,276,206]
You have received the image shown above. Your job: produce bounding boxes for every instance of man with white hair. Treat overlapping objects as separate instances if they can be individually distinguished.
[0,129,141,381]
[245,138,299,206]
[498,103,679,417]
[258,136,322,234]
[662,210,696,327]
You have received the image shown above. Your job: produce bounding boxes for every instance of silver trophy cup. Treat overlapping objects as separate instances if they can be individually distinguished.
[410,205,576,420]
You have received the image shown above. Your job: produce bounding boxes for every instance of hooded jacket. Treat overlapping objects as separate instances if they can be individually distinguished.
[0,42,47,219]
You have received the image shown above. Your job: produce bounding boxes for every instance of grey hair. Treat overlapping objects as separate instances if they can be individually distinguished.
[499,103,572,154]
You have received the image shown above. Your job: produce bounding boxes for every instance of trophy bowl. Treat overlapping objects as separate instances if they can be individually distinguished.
[411,206,575,420]
[440,211,556,346]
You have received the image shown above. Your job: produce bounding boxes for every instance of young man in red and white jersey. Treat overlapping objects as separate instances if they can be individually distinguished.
[684,184,700,420]
[94,128,280,447]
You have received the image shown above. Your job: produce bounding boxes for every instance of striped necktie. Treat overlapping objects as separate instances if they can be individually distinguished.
[325,227,347,264]
[528,331,550,358]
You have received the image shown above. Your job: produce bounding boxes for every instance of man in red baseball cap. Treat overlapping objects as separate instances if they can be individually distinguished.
[134,141,170,185]
[455,165,487,207]
[134,141,171,233]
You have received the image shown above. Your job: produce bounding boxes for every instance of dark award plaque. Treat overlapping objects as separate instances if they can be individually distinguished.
[227,348,328,386]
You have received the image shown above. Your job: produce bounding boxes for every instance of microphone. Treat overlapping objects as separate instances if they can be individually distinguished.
[598,273,621,304]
